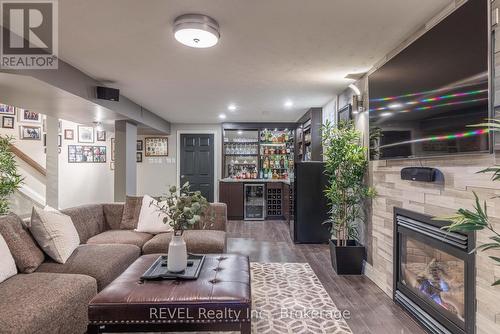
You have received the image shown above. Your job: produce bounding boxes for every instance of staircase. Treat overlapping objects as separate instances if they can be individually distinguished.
[9,144,46,218]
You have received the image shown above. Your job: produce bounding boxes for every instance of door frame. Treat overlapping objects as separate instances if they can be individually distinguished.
[176,130,219,202]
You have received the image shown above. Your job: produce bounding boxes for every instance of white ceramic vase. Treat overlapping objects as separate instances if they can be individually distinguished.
[168,234,187,273]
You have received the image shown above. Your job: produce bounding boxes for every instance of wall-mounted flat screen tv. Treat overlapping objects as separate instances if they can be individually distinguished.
[369,0,489,160]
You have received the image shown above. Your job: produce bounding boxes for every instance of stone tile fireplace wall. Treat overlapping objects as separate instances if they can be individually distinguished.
[364,154,500,334]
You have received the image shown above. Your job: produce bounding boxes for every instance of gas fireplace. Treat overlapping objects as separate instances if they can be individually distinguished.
[393,208,475,334]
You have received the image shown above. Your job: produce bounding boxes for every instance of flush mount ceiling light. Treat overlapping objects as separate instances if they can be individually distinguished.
[228,104,237,112]
[218,113,226,120]
[284,100,293,108]
[173,14,220,48]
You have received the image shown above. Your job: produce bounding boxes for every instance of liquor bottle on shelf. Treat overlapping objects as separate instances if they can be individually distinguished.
[263,156,269,169]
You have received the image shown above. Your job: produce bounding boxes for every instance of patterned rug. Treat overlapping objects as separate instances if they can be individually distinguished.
[250,262,352,334]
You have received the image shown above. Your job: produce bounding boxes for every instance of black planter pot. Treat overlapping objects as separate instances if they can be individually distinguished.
[329,240,366,275]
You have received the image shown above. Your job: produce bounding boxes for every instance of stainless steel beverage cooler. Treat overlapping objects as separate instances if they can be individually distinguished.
[244,184,265,220]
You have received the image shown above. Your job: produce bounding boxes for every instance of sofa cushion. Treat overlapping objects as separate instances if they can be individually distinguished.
[135,194,173,234]
[87,230,153,248]
[0,272,97,334]
[0,234,17,283]
[120,196,143,230]
[195,202,227,231]
[0,213,45,273]
[61,204,106,243]
[30,206,80,263]
[36,243,140,290]
[142,230,226,255]
[103,203,124,230]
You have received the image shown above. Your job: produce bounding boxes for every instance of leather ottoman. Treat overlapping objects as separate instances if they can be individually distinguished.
[87,254,251,333]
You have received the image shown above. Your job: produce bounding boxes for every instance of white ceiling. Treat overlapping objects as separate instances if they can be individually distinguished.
[58,0,453,123]
[0,73,120,131]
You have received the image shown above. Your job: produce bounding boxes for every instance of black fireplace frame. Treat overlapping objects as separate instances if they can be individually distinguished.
[393,207,476,334]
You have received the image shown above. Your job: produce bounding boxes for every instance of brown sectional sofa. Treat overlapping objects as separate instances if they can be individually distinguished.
[0,201,227,334]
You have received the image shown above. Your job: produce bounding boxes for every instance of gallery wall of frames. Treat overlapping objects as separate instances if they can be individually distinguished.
[0,103,172,207]
[0,103,116,209]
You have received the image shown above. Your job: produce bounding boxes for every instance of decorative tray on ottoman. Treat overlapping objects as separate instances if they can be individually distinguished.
[140,254,205,281]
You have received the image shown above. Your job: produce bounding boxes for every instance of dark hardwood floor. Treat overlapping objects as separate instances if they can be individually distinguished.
[226,220,425,334]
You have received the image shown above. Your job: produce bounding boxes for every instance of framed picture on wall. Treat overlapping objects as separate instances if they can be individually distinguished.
[68,145,106,163]
[20,125,41,140]
[145,137,168,157]
[18,109,41,123]
[136,140,143,151]
[338,104,352,123]
[136,152,143,163]
[64,129,74,140]
[2,116,14,128]
[96,130,106,141]
[78,125,94,143]
[0,104,15,115]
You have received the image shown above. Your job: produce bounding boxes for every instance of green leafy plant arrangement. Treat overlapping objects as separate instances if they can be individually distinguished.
[322,120,375,246]
[439,120,500,286]
[153,182,213,234]
[0,135,23,215]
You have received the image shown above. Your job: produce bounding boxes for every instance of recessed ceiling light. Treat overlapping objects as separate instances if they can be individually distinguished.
[218,113,226,120]
[228,104,237,112]
[173,14,220,48]
[284,100,293,108]
[380,112,393,117]
[237,130,243,135]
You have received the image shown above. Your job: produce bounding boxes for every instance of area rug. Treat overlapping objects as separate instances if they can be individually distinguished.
[136,262,353,334]
[249,262,353,334]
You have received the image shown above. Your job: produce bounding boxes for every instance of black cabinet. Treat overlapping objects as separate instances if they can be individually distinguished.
[296,108,323,162]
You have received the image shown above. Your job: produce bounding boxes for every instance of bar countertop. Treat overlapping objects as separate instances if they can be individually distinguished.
[219,178,291,185]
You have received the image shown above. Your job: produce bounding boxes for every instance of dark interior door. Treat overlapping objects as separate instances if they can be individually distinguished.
[180,134,214,202]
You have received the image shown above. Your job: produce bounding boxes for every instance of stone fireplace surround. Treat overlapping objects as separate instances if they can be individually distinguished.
[364,154,500,334]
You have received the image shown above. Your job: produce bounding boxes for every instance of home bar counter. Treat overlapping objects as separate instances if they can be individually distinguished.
[219,178,292,221]
[219,114,322,222]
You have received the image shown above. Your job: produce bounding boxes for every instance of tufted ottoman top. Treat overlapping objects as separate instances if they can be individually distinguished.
[88,254,251,325]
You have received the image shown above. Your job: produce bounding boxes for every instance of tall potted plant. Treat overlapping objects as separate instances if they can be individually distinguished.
[322,120,375,275]
[153,182,212,272]
[0,135,23,215]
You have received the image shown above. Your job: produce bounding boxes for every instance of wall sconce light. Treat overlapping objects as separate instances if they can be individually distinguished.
[349,84,364,114]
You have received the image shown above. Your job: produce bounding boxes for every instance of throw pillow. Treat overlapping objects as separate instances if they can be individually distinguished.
[135,194,173,234]
[120,196,143,229]
[0,213,45,273]
[0,234,17,283]
[30,206,80,264]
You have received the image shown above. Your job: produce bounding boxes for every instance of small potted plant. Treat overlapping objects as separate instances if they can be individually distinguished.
[322,120,375,275]
[153,182,212,272]
[0,135,23,216]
